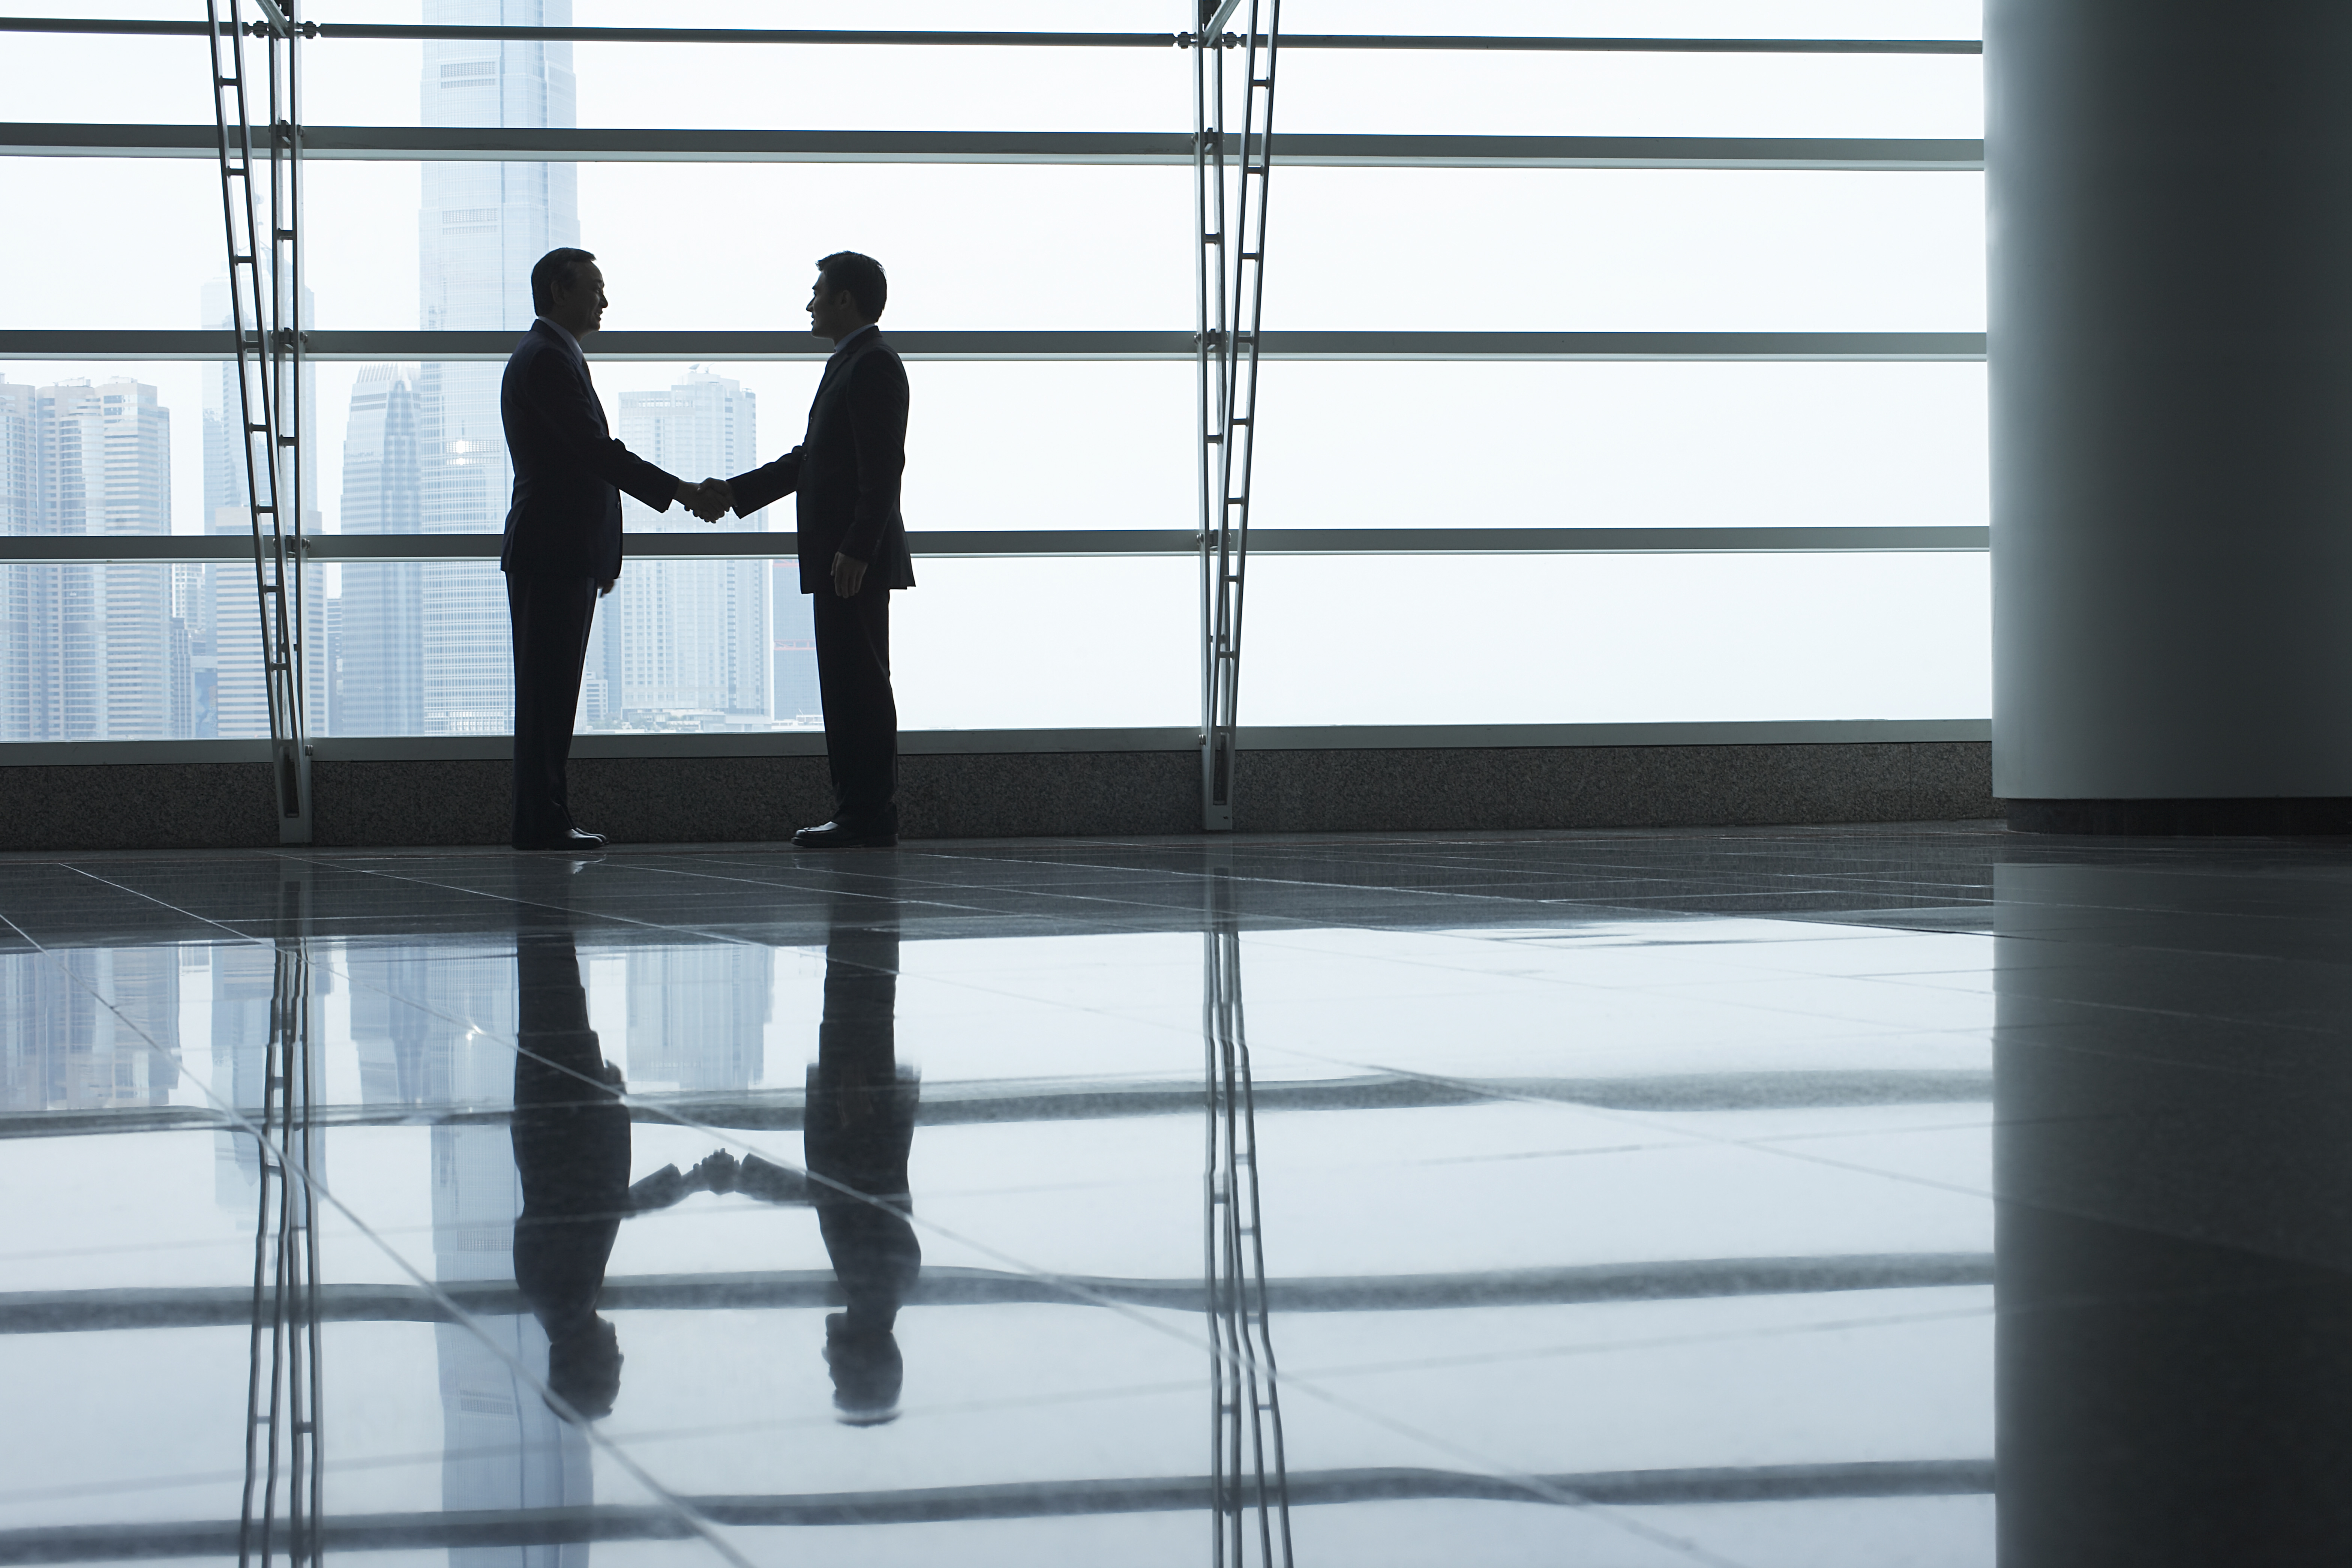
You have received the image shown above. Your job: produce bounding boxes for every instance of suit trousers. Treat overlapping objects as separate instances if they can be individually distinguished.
[811,585,900,832]
[507,572,599,845]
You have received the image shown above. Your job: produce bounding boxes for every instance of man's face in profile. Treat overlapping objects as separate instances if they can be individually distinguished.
[552,260,607,336]
[807,273,860,342]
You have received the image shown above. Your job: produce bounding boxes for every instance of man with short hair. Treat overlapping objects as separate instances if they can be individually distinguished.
[500,247,722,851]
[706,252,914,849]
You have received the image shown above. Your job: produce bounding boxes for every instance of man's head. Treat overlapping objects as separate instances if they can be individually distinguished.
[532,248,605,337]
[808,252,886,343]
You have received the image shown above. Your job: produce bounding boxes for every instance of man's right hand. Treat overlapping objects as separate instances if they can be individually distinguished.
[677,477,733,522]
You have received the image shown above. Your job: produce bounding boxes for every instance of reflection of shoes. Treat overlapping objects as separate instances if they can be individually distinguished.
[825,1311,904,1426]
[516,827,608,852]
[688,1149,741,1194]
[791,820,897,849]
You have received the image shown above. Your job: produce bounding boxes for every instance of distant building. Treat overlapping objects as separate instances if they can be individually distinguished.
[0,375,182,740]
[600,369,771,728]
[417,0,579,738]
[337,365,426,735]
[625,943,771,1090]
[0,947,181,1113]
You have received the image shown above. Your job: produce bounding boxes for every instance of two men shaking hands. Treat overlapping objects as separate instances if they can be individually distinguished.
[500,247,914,852]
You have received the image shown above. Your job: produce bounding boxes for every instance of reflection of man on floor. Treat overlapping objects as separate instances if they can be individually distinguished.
[510,915,631,1419]
[806,914,922,1423]
[696,908,922,1424]
[509,889,738,1421]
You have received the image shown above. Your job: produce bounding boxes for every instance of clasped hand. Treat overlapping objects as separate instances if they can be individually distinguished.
[676,477,733,523]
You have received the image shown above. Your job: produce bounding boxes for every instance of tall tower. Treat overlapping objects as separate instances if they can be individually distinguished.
[0,379,36,742]
[0,377,178,741]
[418,0,578,737]
[602,369,769,727]
[337,365,426,735]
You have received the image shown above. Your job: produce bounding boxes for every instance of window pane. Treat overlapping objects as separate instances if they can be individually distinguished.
[304,162,1191,331]
[895,556,1194,730]
[1270,169,1984,331]
[1240,551,1988,725]
[323,554,1196,737]
[1278,54,1980,140]
[1277,0,1981,36]
[0,20,211,125]
[0,163,229,331]
[0,360,302,743]
[1253,362,1986,532]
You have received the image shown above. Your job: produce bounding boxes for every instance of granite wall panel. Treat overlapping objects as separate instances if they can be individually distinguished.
[0,742,1996,851]
[0,763,278,852]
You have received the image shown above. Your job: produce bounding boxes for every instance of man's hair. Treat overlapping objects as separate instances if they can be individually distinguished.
[817,252,887,322]
[531,248,598,316]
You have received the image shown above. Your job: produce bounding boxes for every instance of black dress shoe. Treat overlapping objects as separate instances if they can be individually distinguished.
[791,820,897,849]
[515,827,608,852]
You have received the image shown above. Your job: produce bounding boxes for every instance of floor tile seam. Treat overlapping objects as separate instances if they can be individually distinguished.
[0,1369,1237,1511]
[870,846,1631,910]
[1987,1029,2346,1090]
[1259,1045,2000,1208]
[1216,924,2003,1024]
[1286,1294,2000,1389]
[562,857,1262,926]
[0,906,760,1568]
[1983,988,2352,1042]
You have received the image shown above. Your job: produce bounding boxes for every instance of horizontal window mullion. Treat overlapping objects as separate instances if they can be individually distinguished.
[0,330,1989,363]
[0,124,1983,170]
[0,528,1989,564]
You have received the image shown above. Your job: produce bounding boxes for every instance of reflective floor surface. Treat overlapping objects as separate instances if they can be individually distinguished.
[4,822,2350,1566]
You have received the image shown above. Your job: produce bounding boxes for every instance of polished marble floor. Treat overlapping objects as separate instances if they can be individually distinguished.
[3,823,2349,1565]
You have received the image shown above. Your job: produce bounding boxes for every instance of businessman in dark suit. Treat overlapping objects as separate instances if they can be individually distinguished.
[700,253,913,850]
[501,247,722,852]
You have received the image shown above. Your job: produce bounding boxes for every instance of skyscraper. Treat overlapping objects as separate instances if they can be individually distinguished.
[0,376,181,741]
[412,15,597,1529]
[418,0,578,737]
[600,369,770,727]
[0,946,181,1113]
[625,942,771,1089]
[336,365,426,735]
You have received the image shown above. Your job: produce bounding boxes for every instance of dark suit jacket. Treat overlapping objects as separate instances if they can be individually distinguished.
[499,320,680,579]
[726,328,916,594]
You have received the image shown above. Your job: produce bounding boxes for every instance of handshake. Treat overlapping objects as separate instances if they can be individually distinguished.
[676,477,734,523]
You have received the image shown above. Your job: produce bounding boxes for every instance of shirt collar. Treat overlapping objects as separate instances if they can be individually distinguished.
[538,316,587,366]
[828,323,878,357]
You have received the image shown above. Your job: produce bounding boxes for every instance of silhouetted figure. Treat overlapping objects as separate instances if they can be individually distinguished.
[807,916,921,1423]
[687,907,921,1422]
[500,246,716,851]
[509,897,714,1421]
[510,921,628,1418]
[717,252,914,849]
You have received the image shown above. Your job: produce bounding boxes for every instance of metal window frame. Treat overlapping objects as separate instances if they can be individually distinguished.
[2,18,1982,54]
[0,30,1988,787]
[0,123,1984,170]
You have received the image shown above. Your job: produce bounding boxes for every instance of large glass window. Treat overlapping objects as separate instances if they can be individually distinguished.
[1253,362,1987,533]
[2,5,1990,747]
[1243,551,1989,725]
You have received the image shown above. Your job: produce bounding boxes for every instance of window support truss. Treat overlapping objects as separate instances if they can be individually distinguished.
[1192,0,1281,831]
[206,0,312,842]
